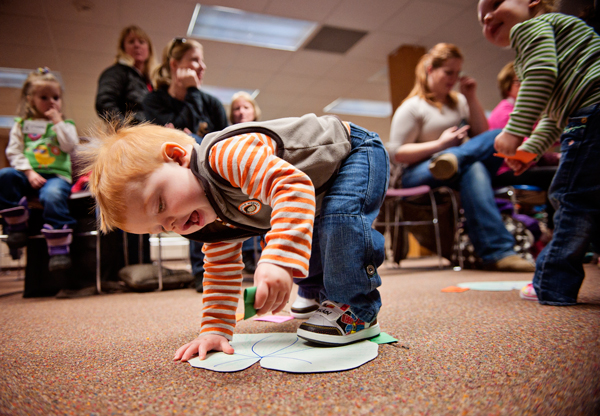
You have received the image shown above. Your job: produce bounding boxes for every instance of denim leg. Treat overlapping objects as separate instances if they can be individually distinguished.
[0,168,30,210]
[189,240,205,276]
[38,176,76,229]
[401,129,514,264]
[303,124,388,323]
[293,228,325,300]
[533,105,600,305]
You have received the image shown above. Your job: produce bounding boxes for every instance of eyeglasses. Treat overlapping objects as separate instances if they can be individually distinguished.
[168,37,187,58]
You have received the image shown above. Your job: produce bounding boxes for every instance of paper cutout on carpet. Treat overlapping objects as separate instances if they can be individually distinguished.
[254,315,294,323]
[457,281,530,291]
[369,332,398,344]
[441,286,470,293]
[188,333,378,373]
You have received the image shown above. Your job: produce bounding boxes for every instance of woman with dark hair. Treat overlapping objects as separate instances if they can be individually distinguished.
[388,43,534,272]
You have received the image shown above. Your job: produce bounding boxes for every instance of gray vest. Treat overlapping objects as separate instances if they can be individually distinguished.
[187,114,351,243]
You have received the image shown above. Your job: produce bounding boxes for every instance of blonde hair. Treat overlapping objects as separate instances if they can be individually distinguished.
[154,38,203,89]
[116,25,157,82]
[404,43,463,110]
[497,61,516,99]
[539,0,559,13]
[229,91,261,124]
[77,118,195,232]
[17,68,63,119]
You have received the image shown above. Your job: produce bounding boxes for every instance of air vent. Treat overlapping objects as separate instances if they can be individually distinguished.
[304,25,367,54]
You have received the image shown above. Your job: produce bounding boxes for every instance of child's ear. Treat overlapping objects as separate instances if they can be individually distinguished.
[161,142,190,167]
[529,0,541,10]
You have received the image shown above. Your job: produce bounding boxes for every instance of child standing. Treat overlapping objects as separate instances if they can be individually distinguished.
[80,114,389,360]
[0,68,79,271]
[478,0,600,304]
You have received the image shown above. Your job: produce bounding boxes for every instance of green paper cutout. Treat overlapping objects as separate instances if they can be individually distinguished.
[370,332,398,344]
[243,286,258,320]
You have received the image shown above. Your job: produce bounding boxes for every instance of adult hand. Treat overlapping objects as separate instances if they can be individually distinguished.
[459,75,477,101]
[24,169,46,189]
[44,108,63,125]
[174,334,234,362]
[438,125,470,150]
[494,131,523,156]
[254,263,293,315]
[175,68,200,89]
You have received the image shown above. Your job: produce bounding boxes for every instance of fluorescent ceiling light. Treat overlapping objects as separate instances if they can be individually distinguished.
[187,4,318,51]
[202,86,259,105]
[0,116,16,129]
[0,67,64,88]
[324,98,393,118]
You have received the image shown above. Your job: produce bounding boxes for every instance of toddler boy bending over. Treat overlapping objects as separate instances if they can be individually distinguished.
[80,114,389,361]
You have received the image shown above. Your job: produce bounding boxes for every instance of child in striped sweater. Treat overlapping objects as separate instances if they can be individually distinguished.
[478,0,600,304]
[81,114,389,360]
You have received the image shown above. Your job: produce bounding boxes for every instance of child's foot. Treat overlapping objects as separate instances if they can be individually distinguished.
[429,153,458,180]
[520,283,538,301]
[290,296,319,319]
[49,254,72,272]
[297,300,380,345]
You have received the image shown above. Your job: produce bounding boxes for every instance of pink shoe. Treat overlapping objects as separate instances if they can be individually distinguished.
[520,283,538,301]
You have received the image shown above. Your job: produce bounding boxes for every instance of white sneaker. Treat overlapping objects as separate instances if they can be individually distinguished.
[290,296,319,319]
[520,283,538,301]
[297,300,380,345]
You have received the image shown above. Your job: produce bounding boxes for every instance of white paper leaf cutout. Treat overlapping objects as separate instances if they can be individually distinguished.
[188,333,379,373]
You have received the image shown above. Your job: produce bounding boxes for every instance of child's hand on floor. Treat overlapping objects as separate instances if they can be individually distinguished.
[494,131,524,156]
[254,263,293,316]
[174,334,234,362]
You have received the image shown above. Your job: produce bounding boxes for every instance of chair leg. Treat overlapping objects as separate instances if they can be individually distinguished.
[156,233,163,291]
[96,230,102,294]
[428,190,444,269]
[440,186,463,271]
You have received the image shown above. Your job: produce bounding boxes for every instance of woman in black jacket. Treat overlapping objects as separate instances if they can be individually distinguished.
[95,25,157,123]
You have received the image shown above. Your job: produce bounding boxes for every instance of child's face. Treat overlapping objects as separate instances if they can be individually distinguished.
[123,143,217,235]
[29,82,62,116]
[478,0,537,47]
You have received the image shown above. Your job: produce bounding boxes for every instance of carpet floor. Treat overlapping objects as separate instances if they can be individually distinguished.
[0,258,599,415]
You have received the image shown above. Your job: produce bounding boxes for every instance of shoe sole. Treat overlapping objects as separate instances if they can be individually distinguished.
[290,310,317,319]
[297,323,380,345]
[429,158,457,180]
[520,293,538,301]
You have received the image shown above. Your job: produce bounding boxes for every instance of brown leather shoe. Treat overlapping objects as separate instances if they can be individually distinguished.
[488,255,535,272]
[429,153,458,180]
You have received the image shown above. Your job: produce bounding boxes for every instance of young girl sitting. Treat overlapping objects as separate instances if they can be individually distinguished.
[0,68,79,271]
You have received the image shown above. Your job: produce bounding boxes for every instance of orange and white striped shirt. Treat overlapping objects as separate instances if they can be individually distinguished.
[200,132,316,340]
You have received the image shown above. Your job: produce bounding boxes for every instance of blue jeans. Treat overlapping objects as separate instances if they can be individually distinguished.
[533,104,600,305]
[293,123,389,322]
[401,129,515,264]
[0,168,75,229]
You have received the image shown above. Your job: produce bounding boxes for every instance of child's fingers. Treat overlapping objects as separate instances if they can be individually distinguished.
[220,339,235,355]
[254,281,269,313]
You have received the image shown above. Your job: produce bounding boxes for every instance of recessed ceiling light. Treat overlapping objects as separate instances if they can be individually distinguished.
[187,4,318,51]
[0,67,64,88]
[324,98,392,118]
[202,86,259,105]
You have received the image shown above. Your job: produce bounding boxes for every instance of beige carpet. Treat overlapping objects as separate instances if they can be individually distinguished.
[0,258,599,415]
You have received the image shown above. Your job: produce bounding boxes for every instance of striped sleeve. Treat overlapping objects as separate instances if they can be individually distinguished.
[504,18,557,152]
[200,241,244,340]
[199,132,316,340]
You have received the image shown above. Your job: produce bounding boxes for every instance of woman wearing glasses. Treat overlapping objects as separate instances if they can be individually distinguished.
[95,25,157,124]
[143,37,228,293]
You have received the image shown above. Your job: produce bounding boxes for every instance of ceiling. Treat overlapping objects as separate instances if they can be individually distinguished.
[0,0,591,143]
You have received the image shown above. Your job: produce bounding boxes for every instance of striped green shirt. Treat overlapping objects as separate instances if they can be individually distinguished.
[506,13,600,155]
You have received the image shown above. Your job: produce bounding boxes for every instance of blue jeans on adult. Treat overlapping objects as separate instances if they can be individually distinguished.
[0,168,76,229]
[534,104,600,305]
[401,129,515,264]
[293,123,389,323]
